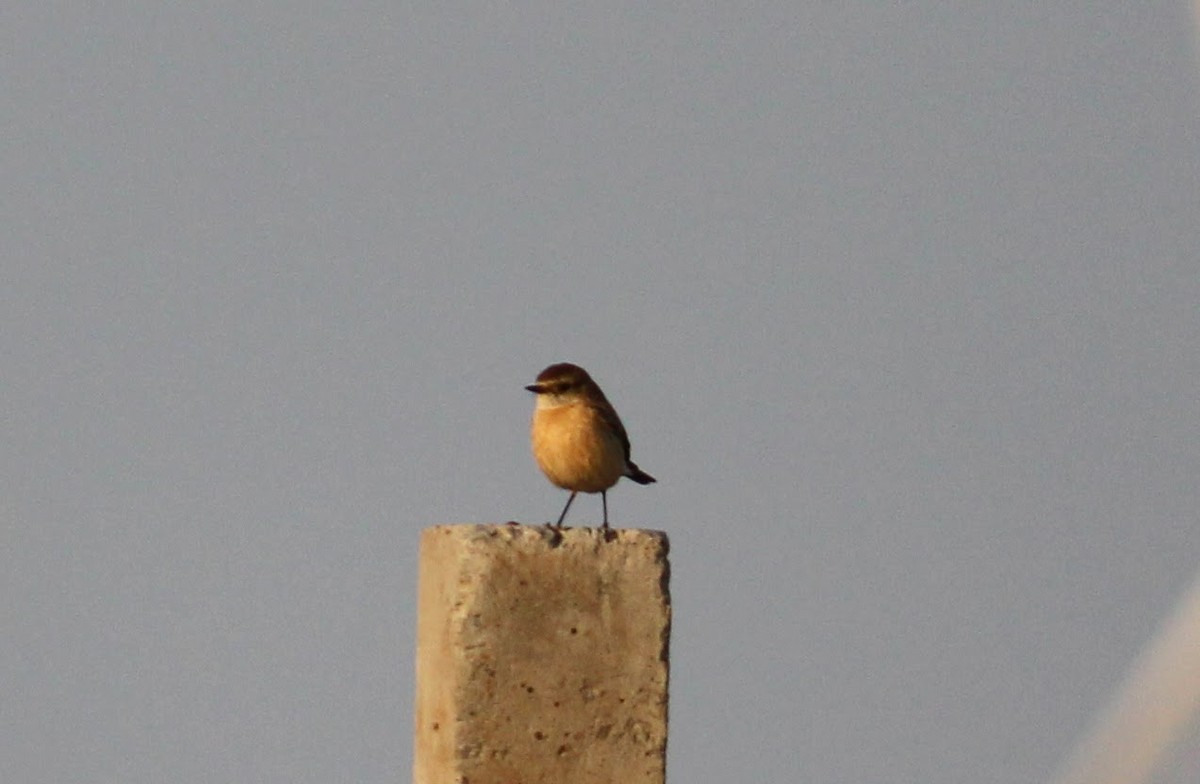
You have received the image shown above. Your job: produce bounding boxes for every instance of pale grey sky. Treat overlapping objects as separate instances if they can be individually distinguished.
[4,3,1199,782]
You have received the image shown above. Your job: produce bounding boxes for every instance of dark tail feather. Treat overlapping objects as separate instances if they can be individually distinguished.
[625,462,656,485]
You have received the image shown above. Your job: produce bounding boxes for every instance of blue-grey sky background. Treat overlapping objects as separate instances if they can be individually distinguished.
[4,3,1199,782]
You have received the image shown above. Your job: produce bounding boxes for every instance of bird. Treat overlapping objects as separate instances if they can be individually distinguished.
[525,362,656,529]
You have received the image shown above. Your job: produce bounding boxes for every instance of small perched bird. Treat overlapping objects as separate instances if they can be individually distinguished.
[525,362,656,529]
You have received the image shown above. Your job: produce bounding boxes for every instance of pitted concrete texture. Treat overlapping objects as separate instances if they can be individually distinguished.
[413,524,670,784]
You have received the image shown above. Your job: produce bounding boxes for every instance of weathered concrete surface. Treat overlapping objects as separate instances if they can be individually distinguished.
[412,524,670,784]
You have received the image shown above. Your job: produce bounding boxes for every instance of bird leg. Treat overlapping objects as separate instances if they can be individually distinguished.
[554,492,577,528]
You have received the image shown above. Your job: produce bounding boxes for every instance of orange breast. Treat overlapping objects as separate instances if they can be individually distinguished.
[530,404,625,493]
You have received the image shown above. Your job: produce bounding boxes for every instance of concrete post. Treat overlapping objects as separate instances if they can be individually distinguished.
[412,524,671,784]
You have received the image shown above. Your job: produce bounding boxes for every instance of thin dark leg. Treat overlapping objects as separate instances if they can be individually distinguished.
[601,490,609,530]
[554,492,577,528]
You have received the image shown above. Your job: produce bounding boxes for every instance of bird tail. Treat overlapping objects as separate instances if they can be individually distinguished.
[625,462,656,485]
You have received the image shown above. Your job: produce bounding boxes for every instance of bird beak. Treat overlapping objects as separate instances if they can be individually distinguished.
[525,383,544,393]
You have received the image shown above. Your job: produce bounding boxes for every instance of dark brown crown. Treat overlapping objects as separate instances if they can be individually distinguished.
[526,362,596,395]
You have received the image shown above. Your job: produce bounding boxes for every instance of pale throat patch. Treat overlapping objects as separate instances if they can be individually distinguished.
[532,392,576,410]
